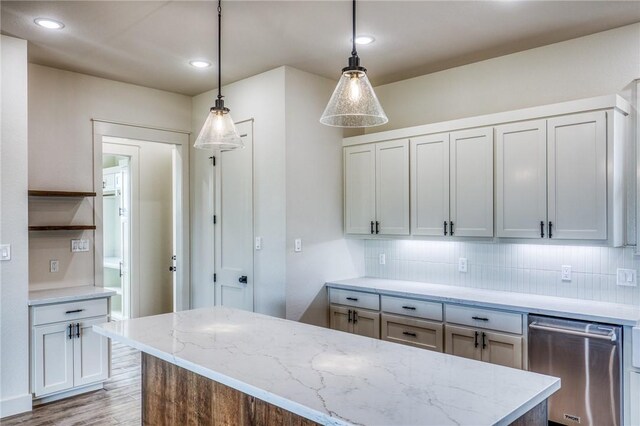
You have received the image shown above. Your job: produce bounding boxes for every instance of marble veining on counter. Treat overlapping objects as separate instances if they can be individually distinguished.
[29,286,116,306]
[327,278,640,326]
[95,307,559,426]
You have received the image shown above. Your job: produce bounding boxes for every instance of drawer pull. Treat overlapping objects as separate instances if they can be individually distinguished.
[402,331,417,337]
[346,297,359,302]
[472,316,489,321]
[401,306,416,311]
[65,309,85,314]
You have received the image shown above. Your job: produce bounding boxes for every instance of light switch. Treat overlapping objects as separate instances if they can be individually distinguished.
[458,258,468,273]
[294,239,302,252]
[561,265,572,281]
[71,239,90,252]
[0,244,10,261]
[379,254,386,265]
[50,260,59,273]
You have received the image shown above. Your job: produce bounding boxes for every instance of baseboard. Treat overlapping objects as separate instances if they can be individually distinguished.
[0,393,32,419]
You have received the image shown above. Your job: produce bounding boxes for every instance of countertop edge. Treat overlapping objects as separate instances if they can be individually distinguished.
[497,380,561,425]
[326,280,640,326]
[93,324,349,426]
[29,287,117,306]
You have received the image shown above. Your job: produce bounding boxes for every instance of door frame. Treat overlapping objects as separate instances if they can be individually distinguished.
[92,120,191,312]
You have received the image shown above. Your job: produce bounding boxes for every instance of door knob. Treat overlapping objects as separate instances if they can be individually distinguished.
[238,275,248,284]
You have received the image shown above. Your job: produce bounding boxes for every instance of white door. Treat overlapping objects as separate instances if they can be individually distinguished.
[73,317,110,387]
[411,133,450,236]
[450,127,494,237]
[496,120,547,238]
[33,322,74,397]
[548,111,607,240]
[344,144,376,235]
[215,121,254,311]
[375,140,410,235]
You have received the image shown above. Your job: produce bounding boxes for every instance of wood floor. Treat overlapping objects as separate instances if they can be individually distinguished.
[2,342,141,426]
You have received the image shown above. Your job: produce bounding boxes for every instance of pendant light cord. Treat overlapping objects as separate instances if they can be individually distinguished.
[217,0,222,101]
[351,0,357,57]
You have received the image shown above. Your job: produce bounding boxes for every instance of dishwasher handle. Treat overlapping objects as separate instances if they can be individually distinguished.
[529,322,617,342]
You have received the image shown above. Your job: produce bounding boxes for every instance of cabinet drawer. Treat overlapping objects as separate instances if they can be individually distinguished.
[32,298,108,326]
[445,304,522,335]
[381,314,443,352]
[381,295,442,321]
[329,288,379,310]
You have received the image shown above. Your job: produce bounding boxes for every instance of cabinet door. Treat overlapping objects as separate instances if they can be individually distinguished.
[480,331,523,369]
[352,309,380,339]
[411,134,450,236]
[33,322,74,397]
[381,314,443,352]
[444,325,482,361]
[450,128,494,237]
[375,140,410,235]
[496,120,547,238]
[344,144,376,234]
[548,111,607,240]
[329,305,352,333]
[73,317,110,387]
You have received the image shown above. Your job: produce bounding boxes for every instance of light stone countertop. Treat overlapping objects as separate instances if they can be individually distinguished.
[94,307,559,426]
[28,286,116,306]
[327,278,640,326]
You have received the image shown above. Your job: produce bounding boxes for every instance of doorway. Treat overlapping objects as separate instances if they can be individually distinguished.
[93,121,190,315]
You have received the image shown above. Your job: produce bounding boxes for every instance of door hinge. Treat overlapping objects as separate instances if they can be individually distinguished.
[213,215,217,224]
[209,156,216,166]
[213,273,217,283]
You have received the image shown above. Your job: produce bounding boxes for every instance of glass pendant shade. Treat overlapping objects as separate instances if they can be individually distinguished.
[320,70,388,128]
[194,108,244,150]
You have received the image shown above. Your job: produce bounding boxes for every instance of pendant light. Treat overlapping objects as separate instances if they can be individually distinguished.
[320,0,388,128]
[194,0,243,150]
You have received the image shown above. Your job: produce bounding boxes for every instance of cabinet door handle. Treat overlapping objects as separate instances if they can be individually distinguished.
[474,331,479,348]
[76,323,80,338]
[348,309,352,323]
[450,221,454,236]
[444,221,448,236]
[370,221,374,234]
[353,311,358,324]
[471,316,489,321]
[540,221,545,238]
[548,221,553,238]
[401,306,416,311]
[346,297,359,302]
[375,221,380,234]
[482,332,487,349]
[65,309,84,314]
[68,323,73,340]
[402,331,417,337]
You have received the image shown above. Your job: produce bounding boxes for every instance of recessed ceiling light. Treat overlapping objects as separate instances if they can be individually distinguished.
[189,60,212,69]
[354,35,375,45]
[34,18,65,30]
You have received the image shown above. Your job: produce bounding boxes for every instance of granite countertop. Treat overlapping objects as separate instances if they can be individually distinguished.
[327,278,640,326]
[29,286,116,306]
[94,307,559,426]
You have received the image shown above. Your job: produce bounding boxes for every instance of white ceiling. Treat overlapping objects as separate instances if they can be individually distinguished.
[2,1,640,96]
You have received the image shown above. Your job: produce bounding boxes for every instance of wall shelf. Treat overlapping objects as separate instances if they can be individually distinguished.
[29,225,96,231]
[28,190,97,198]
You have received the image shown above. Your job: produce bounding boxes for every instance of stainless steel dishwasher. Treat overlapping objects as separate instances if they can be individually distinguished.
[528,315,622,426]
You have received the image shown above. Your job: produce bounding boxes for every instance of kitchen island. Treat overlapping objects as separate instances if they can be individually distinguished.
[94,307,559,426]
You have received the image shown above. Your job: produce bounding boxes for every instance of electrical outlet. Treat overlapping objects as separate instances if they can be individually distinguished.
[458,258,468,273]
[617,268,637,287]
[255,237,262,250]
[50,260,59,273]
[294,239,302,252]
[561,265,572,281]
[0,244,10,261]
[379,253,386,265]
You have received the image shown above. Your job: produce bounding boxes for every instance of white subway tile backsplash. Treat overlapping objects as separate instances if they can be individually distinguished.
[364,240,640,306]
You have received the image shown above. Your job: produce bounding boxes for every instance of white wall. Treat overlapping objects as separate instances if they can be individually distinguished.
[370,23,640,133]
[284,67,364,326]
[191,67,287,316]
[0,35,32,418]
[28,65,191,291]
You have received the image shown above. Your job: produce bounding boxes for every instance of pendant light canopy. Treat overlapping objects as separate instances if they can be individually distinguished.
[194,0,243,151]
[320,0,387,128]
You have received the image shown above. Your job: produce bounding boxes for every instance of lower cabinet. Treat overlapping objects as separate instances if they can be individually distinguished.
[444,324,523,369]
[381,313,443,352]
[330,305,380,339]
[31,298,110,399]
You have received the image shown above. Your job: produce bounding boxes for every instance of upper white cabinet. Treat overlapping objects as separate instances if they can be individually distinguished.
[496,112,609,241]
[345,140,409,235]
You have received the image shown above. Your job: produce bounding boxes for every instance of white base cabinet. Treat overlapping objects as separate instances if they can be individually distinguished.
[31,298,110,399]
